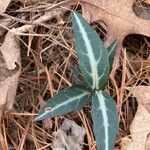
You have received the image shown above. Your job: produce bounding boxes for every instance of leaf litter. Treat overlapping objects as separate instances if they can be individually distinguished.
[81,0,150,75]
[121,86,150,150]
[0,0,11,13]
[0,0,149,149]
[52,118,86,150]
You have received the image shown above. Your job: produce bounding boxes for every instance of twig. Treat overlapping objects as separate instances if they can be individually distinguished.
[10,10,64,34]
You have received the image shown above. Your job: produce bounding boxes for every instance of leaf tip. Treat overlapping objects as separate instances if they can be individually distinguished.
[71,11,82,22]
[34,110,49,121]
[70,11,76,19]
[34,114,43,121]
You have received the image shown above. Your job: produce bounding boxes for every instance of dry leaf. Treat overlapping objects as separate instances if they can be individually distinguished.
[81,0,150,73]
[130,86,150,112]
[133,1,150,20]
[0,31,21,111]
[120,137,132,150]
[121,86,150,150]
[0,18,11,36]
[61,118,86,144]
[0,63,19,82]
[52,118,86,150]
[81,0,150,47]
[0,0,11,13]
[0,7,67,149]
[0,32,21,148]
[0,5,65,113]
[146,133,150,150]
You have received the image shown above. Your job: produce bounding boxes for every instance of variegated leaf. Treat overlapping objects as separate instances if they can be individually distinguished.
[34,85,91,121]
[92,90,118,150]
[71,12,110,90]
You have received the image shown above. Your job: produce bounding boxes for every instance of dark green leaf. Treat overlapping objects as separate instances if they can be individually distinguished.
[72,64,82,83]
[34,85,91,121]
[107,40,118,71]
[71,12,110,90]
[91,90,118,150]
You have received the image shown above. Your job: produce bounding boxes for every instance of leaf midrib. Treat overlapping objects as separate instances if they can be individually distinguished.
[73,13,99,89]
[96,91,109,150]
[35,90,89,120]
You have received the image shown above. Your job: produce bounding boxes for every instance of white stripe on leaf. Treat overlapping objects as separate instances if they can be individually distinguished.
[73,13,99,89]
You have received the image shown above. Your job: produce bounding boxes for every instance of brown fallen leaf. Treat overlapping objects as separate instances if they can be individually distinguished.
[0,31,21,149]
[61,118,86,144]
[0,18,11,36]
[120,137,132,150]
[133,1,150,20]
[0,5,65,118]
[0,62,19,82]
[0,77,10,150]
[0,9,67,113]
[0,32,21,111]
[81,0,150,46]
[81,0,150,74]
[0,0,11,13]
[0,6,68,149]
[121,86,150,150]
[52,118,86,150]
[146,133,150,150]
[130,86,150,113]
[0,10,64,113]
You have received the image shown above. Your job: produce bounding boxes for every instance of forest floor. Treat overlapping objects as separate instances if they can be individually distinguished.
[0,0,150,150]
